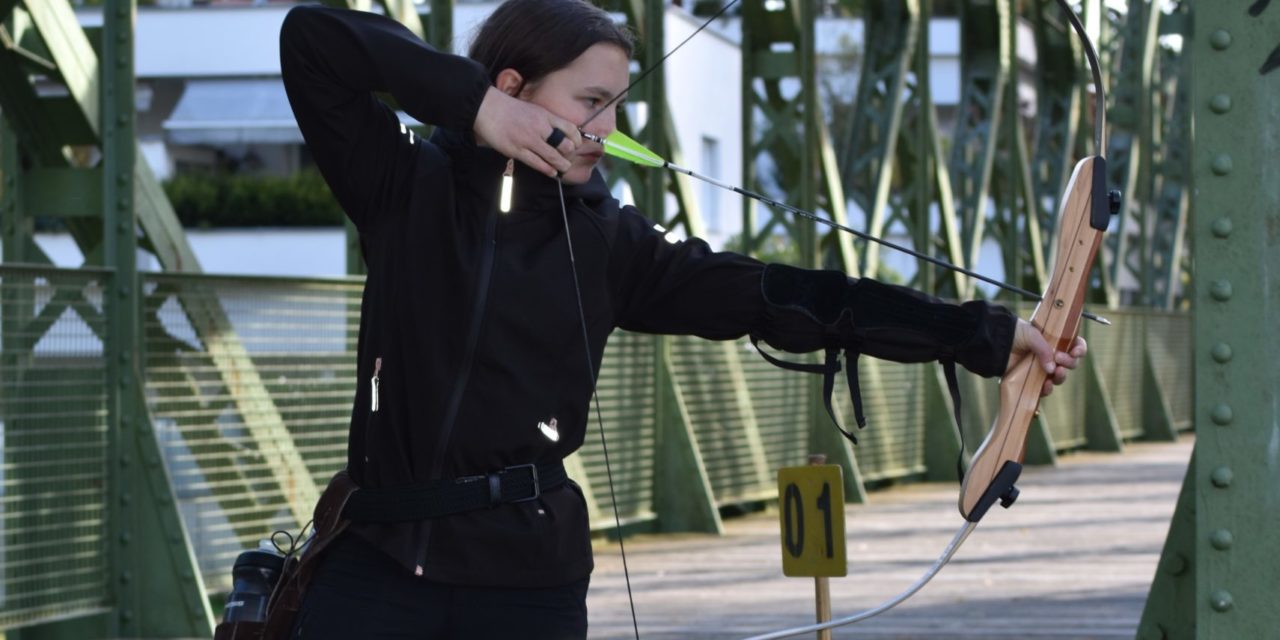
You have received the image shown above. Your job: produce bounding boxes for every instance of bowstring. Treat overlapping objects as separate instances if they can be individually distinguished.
[556,179,640,640]
[579,0,740,130]
[549,5,744,638]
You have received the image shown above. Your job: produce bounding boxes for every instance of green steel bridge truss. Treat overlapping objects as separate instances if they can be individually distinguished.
[0,0,1270,638]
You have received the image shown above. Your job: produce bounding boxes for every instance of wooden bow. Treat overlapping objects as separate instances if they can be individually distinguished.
[958,0,1111,522]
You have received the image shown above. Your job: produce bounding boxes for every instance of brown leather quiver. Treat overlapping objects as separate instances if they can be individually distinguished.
[213,470,359,640]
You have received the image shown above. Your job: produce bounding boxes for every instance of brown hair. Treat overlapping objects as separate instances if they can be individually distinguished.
[468,0,634,91]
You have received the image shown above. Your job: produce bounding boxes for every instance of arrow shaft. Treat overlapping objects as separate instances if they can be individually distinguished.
[659,157,1109,324]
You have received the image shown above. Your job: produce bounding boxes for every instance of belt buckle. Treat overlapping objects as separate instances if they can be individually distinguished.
[505,463,540,503]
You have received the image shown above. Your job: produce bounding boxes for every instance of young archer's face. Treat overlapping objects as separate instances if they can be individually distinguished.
[519,43,630,185]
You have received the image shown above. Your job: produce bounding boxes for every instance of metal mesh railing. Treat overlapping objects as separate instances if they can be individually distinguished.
[142,272,362,592]
[0,262,1181,606]
[576,331,658,528]
[1088,308,1148,439]
[0,265,111,628]
[1146,311,1193,431]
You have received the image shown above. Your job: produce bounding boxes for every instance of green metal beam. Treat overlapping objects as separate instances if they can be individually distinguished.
[1101,0,1160,307]
[1029,0,1082,251]
[838,0,916,279]
[1186,4,1278,635]
[100,1,211,636]
[945,0,1008,299]
[1148,3,1191,310]
[990,1,1046,296]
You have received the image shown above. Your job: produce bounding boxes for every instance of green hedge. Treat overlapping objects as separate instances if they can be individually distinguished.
[162,169,345,228]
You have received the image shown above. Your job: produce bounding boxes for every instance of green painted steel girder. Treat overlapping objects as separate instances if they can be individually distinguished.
[1147,2,1191,310]
[945,0,1009,299]
[989,1,1046,296]
[838,0,916,279]
[1140,3,1280,637]
[1101,0,1160,307]
[1029,0,1082,263]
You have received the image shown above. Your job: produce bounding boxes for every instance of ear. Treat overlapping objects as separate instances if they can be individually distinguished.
[494,68,524,97]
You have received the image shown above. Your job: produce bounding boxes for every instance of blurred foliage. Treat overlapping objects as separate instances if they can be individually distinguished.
[162,168,345,228]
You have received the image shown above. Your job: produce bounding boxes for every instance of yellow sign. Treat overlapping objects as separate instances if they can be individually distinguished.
[777,465,846,577]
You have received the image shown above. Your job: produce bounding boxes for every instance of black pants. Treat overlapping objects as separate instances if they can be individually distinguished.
[290,534,589,639]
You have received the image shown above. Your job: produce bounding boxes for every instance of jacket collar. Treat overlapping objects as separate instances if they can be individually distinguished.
[431,127,614,216]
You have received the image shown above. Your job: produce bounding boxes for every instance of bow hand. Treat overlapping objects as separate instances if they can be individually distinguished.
[1008,319,1088,397]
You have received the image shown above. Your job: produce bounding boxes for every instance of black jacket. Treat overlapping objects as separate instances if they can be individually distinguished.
[280,5,1015,588]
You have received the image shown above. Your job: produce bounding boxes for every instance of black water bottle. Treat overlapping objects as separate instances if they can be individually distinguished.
[222,542,286,624]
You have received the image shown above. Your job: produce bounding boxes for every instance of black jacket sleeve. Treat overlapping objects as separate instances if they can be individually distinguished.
[608,207,768,340]
[279,6,491,228]
[607,212,1014,378]
[753,264,1016,377]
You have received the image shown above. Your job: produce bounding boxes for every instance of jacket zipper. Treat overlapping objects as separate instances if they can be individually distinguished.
[370,356,382,413]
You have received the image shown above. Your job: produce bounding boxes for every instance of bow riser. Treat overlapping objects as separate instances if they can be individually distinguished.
[959,155,1106,520]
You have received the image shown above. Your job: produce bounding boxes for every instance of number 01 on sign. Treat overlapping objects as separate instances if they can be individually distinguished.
[777,464,846,577]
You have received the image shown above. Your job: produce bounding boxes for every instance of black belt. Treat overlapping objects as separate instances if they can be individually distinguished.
[343,461,567,523]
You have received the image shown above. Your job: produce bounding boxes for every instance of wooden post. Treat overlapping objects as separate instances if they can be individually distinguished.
[809,453,832,640]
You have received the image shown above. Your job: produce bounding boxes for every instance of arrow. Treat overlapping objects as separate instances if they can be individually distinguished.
[584,129,1111,326]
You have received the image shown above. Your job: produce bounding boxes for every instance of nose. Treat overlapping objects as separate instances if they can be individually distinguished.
[583,108,617,141]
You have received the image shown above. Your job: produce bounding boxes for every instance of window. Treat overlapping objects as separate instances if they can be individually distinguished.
[700,136,721,234]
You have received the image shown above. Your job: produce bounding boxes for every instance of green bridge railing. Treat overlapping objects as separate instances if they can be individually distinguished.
[0,264,1191,615]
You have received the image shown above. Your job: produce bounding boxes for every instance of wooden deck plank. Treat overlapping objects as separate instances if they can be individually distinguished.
[588,438,1192,639]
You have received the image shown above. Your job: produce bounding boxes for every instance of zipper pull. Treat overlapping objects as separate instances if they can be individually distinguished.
[371,357,382,413]
[499,158,514,213]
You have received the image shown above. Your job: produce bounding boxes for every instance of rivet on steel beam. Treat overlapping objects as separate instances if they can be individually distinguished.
[118,285,130,298]
[171,532,183,544]
[1163,553,1188,576]
[119,531,132,545]
[1208,332,1232,362]
[118,221,129,232]
[1210,30,1232,50]
[1210,155,1233,175]
[120,609,134,623]
[119,454,130,467]
[117,33,128,44]
[1209,590,1234,612]
[1208,220,1228,240]
[1210,528,1234,550]
[117,54,128,68]
[180,568,193,579]
[1210,466,1234,488]
[118,173,129,186]
[120,570,132,584]
[1210,404,1233,425]
[1209,280,1233,302]
[1209,95,1232,114]
[118,115,129,127]
[119,352,129,364]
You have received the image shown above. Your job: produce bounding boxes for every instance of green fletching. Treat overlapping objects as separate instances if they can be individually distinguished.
[601,131,666,168]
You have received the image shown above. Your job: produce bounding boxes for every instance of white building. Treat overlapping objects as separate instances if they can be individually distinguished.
[43,3,1011,277]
